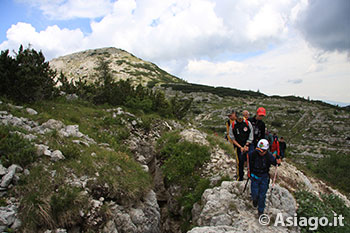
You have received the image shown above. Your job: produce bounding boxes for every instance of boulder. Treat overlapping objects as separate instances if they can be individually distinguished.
[109,190,161,233]
[180,128,209,146]
[26,108,38,115]
[0,165,22,189]
[50,150,65,162]
[192,181,298,233]
[0,205,17,229]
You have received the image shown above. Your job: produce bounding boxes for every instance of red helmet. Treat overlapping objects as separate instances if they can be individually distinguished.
[257,107,266,116]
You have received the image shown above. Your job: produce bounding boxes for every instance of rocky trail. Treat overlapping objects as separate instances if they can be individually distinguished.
[0,100,349,232]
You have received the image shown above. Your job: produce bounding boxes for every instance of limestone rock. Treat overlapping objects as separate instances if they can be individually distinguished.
[192,181,298,233]
[26,108,38,115]
[50,150,65,162]
[0,165,7,176]
[1,165,22,189]
[180,128,209,146]
[110,190,161,233]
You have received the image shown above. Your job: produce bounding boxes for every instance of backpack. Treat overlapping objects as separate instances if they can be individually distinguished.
[231,119,249,129]
[271,139,280,156]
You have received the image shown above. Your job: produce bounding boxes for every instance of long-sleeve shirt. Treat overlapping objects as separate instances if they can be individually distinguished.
[225,119,234,143]
[229,119,254,147]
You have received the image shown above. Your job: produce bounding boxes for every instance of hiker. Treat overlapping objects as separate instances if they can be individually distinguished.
[248,139,281,216]
[265,129,273,150]
[229,111,253,181]
[225,110,236,143]
[243,110,250,120]
[248,107,266,154]
[271,134,280,157]
[279,137,287,159]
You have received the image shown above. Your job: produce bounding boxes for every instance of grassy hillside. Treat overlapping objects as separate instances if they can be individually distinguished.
[0,97,156,231]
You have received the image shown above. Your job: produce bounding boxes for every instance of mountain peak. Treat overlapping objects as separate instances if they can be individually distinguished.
[49,47,184,87]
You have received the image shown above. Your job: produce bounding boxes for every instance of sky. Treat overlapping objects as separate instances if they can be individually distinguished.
[1,0,349,106]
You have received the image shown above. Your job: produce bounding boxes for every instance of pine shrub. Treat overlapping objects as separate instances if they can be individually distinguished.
[0,125,36,167]
[0,45,57,103]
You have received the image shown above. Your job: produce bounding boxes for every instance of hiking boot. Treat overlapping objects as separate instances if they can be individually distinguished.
[258,211,264,218]
[253,199,258,207]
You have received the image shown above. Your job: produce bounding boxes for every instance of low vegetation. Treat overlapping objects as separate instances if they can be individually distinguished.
[295,190,350,232]
[4,99,153,232]
[157,131,211,230]
[294,151,350,194]
[0,124,36,167]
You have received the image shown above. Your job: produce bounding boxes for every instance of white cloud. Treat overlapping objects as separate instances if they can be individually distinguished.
[7,0,302,61]
[83,0,303,62]
[187,60,247,75]
[0,22,86,59]
[180,37,350,103]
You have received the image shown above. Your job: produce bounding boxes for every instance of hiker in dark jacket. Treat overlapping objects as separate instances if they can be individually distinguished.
[229,111,253,181]
[248,107,266,154]
[248,139,281,216]
[279,137,287,159]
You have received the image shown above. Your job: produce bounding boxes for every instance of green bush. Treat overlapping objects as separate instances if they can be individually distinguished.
[17,165,88,231]
[271,120,283,127]
[86,150,152,203]
[59,143,81,160]
[295,190,350,233]
[287,109,300,114]
[0,125,36,167]
[50,186,86,227]
[157,132,211,230]
[179,178,210,216]
[0,45,57,103]
[126,97,153,113]
[170,95,193,120]
[310,152,350,194]
[158,132,210,184]
[161,141,210,183]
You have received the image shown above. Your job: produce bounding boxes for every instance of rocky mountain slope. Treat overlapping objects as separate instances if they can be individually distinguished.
[0,99,348,232]
[162,83,350,166]
[0,47,349,232]
[49,47,184,87]
[50,47,350,164]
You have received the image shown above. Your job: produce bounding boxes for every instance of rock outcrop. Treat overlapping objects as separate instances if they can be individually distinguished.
[190,181,298,233]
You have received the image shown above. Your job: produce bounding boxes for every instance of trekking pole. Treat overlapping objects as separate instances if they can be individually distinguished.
[242,151,250,194]
[271,164,278,191]
[242,177,250,194]
[266,161,279,210]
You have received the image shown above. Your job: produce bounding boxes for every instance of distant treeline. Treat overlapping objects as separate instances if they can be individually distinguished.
[162,83,266,98]
[270,95,343,110]
[162,83,344,110]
